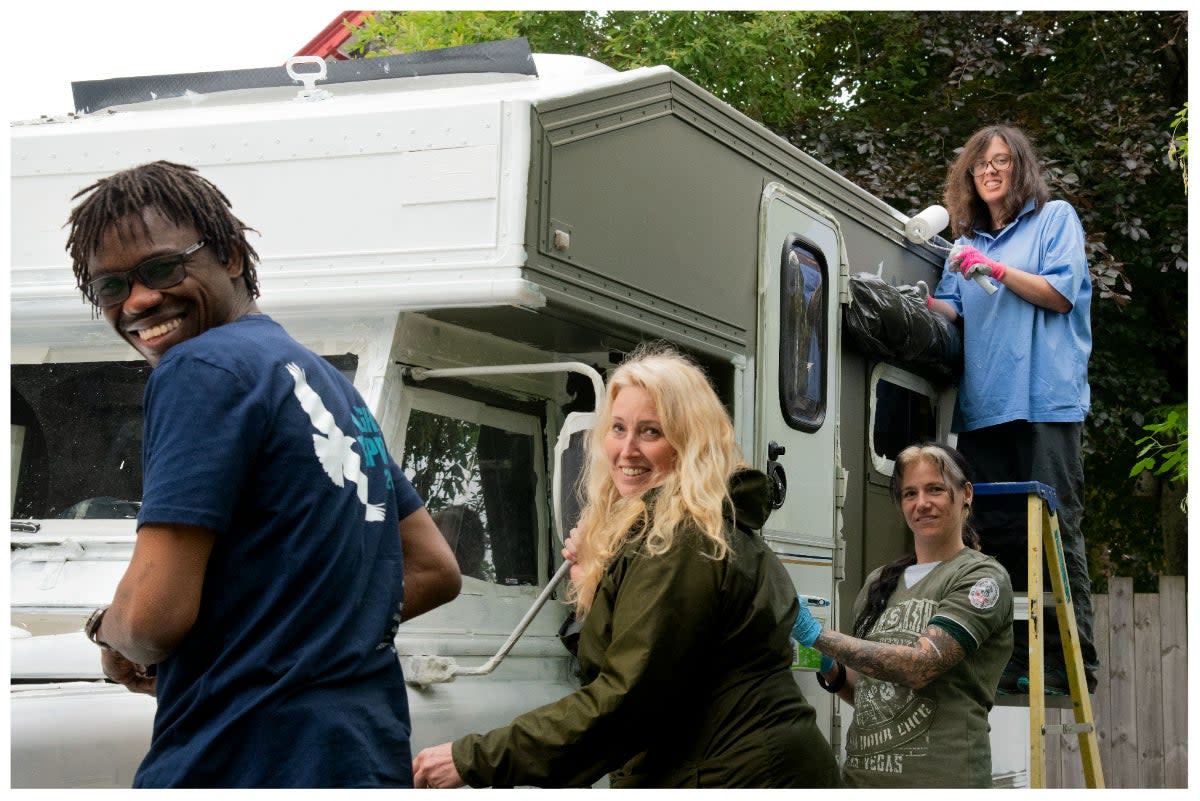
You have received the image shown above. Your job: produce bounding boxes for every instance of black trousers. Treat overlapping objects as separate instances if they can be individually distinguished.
[958,421,1099,687]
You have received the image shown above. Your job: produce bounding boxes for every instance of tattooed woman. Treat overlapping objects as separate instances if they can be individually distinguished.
[791,443,1013,787]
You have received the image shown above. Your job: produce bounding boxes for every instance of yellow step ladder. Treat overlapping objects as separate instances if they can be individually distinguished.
[974,481,1104,788]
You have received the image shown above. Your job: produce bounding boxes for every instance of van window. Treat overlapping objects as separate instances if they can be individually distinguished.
[10,355,358,520]
[870,365,937,476]
[401,392,544,587]
[779,237,828,432]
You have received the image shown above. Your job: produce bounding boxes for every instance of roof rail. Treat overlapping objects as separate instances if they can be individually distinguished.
[71,37,537,114]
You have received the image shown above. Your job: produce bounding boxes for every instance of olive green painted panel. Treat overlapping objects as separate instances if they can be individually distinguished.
[531,112,760,352]
[523,69,945,360]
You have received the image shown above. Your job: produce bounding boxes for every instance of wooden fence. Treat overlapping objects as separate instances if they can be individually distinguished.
[1044,575,1187,788]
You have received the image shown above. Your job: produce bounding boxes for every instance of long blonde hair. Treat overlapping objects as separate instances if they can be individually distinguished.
[569,343,747,615]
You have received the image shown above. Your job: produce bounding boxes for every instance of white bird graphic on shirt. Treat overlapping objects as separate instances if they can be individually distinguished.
[286,362,386,522]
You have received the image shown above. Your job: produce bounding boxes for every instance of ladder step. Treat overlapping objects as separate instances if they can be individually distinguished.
[993,692,1078,709]
[1044,722,1095,736]
[1012,594,1057,620]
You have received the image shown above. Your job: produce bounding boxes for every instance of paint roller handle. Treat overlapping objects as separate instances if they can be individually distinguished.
[973,273,999,295]
[411,559,575,684]
[494,560,573,657]
[462,560,574,676]
[949,245,1003,296]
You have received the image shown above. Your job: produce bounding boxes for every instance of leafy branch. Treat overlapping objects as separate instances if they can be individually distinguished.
[1130,404,1187,510]
[1169,102,1188,194]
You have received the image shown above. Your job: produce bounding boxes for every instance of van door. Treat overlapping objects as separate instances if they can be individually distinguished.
[756,183,846,742]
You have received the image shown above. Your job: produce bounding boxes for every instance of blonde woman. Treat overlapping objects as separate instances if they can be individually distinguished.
[413,343,837,788]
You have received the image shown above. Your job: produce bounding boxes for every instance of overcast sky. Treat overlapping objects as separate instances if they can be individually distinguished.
[5,2,346,122]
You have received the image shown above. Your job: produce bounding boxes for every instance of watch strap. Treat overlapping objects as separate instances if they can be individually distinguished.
[85,606,113,651]
[817,661,847,693]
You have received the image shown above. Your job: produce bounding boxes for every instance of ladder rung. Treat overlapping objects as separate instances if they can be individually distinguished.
[993,692,1077,709]
[1012,594,1057,620]
[1044,722,1095,736]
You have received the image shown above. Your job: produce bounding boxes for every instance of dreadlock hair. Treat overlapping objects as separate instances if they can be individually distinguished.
[65,161,260,306]
[851,442,980,639]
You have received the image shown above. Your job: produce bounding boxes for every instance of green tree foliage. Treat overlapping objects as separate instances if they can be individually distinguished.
[1131,405,1188,488]
[354,10,1188,589]
[351,10,840,131]
[401,409,480,513]
[1169,102,1188,193]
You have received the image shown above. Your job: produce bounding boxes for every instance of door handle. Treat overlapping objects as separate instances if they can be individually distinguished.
[767,441,787,509]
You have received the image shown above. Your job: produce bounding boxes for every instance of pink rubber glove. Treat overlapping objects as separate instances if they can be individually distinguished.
[952,245,1008,281]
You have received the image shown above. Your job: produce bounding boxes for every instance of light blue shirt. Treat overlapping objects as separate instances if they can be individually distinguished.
[933,199,1092,432]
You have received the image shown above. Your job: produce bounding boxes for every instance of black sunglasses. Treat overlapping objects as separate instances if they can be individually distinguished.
[85,240,206,308]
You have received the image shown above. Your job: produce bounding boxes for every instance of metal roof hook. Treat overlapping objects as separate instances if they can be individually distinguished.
[286,56,332,102]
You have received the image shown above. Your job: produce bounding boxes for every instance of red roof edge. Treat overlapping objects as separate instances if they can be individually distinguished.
[294,10,373,60]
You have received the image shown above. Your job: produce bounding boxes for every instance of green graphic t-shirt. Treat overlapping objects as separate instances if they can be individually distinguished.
[842,547,1013,788]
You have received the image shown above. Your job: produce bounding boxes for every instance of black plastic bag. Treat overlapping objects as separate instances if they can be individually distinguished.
[843,272,963,383]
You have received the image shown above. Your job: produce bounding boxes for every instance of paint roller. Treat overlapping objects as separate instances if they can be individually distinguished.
[404,560,574,688]
[905,205,997,296]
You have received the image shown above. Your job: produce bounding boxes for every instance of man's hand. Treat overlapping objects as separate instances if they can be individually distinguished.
[100,648,157,696]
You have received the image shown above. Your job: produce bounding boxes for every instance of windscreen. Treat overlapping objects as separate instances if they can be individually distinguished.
[10,355,358,520]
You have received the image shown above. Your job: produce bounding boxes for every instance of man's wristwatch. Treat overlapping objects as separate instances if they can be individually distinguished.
[85,606,113,651]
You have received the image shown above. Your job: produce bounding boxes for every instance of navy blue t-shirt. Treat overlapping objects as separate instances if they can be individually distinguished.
[132,315,422,788]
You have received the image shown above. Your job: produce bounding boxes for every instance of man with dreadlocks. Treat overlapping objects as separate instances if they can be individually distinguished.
[67,161,461,788]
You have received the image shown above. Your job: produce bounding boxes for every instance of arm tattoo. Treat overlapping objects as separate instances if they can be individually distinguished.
[926,636,944,660]
[815,624,966,689]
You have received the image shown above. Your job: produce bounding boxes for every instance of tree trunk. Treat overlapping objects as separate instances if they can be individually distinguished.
[1161,480,1187,576]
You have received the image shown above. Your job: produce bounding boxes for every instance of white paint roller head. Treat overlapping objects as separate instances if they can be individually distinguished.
[904,205,950,244]
[403,655,459,688]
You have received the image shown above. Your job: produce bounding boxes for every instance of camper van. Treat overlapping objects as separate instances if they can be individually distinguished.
[10,40,1020,787]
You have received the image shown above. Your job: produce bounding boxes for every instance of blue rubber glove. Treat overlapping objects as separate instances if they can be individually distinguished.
[819,653,835,674]
[791,596,824,647]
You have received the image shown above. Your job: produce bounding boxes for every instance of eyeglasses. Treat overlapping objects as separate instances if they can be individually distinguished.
[85,240,206,308]
[969,154,1013,176]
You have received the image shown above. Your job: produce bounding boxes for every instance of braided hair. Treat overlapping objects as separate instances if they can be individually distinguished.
[851,442,980,639]
[65,161,260,304]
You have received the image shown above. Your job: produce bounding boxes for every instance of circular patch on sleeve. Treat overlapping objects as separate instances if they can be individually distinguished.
[968,577,1001,609]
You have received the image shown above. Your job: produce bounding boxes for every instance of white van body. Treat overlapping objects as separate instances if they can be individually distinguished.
[10,44,1028,787]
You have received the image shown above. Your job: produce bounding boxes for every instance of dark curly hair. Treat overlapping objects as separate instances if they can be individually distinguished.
[852,442,980,639]
[65,161,260,304]
[944,125,1050,238]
